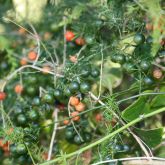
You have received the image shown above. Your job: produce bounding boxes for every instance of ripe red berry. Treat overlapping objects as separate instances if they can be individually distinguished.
[65,30,75,42]
[0,92,6,101]
[75,37,86,46]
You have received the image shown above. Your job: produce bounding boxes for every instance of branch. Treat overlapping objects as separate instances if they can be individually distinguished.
[91,157,165,165]
[39,107,165,165]
[47,108,59,160]
[63,16,67,67]
[89,92,151,157]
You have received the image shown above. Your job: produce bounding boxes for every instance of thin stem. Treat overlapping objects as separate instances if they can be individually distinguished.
[118,92,165,104]
[92,157,165,165]
[47,108,58,160]
[63,16,67,66]
[98,45,104,99]
[39,107,165,165]
[29,23,41,66]
[89,92,151,157]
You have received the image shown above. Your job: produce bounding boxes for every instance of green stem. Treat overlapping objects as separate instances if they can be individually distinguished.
[39,107,165,165]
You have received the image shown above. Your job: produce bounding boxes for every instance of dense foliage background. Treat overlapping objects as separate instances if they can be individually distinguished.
[0,0,165,164]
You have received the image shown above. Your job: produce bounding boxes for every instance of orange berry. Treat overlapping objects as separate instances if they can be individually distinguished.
[63,119,70,125]
[0,92,6,101]
[71,111,80,121]
[75,37,86,46]
[42,66,51,74]
[69,96,80,106]
[42,152,48,160]
[69,55,77,63]
[20,57,28,66]
[14,84,23,94]
[95,113,103,122]
[28,51,37,61]
[153,69,163,79]
[75,102,85,112]
[145,23,153,31]
[18,28,26,35]
[44,32,52,40]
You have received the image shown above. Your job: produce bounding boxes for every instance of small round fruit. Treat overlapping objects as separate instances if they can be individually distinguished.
[91,68,100,78]
[18,28,26,35]
[140,61,151,71]
[153,69,163,79]
[0,92,6,101]
[69,81,80,93]
[63,119,70,125]
[123,144,130,152]
[69,55,77,63]
[75,37,86,46]
[54,89,63,99]
[85,36,94,44]
[75,102,85,112]
[95,113,103,122]
[14,84,23,94]
[28,76,37,84]
[123,63,135,73]
[74,135,83,145]
[84,133,92,142]
[65,129,75,140]
[26,86,36,96]
[65,31,75,42]
[43,93,54,104]
[14,107,23,115]
[28,110,39,121]
[20,58,28,66]
[114,144,123,152]
[146,36,153,44]
[71,111,80,121]
[145,23,153,31]
[10,144,17,156]
[133,33,145,45]
[116,54,125,64]
[64,88,72,97]
[16,144,27,154]
[42,66,51,74]
[111,55,117,63]
[143,77,154,85]
[17,114,27,125]
[28,51,37,61]
[32,97,40,106]
[158,50,165,58]
[80,82,91,93]
[69,96,80,106]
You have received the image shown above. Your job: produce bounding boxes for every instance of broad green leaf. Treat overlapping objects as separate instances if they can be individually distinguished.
[122,96,150,122]
[151,87,165,108]
[0,36,10,49]
[135,128,163,148]
[102,60,123,92]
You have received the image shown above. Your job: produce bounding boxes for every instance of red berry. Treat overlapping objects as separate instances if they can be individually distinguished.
[0,92,6,101]
[75,37,86,46]
[65,31,75,42]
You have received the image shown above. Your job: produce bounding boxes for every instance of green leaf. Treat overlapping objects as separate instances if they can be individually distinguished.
[135,128,163,148]
[151,87,165,108]
[0,36,10,49]
[102,59,123,92]
[122,96,150,122]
